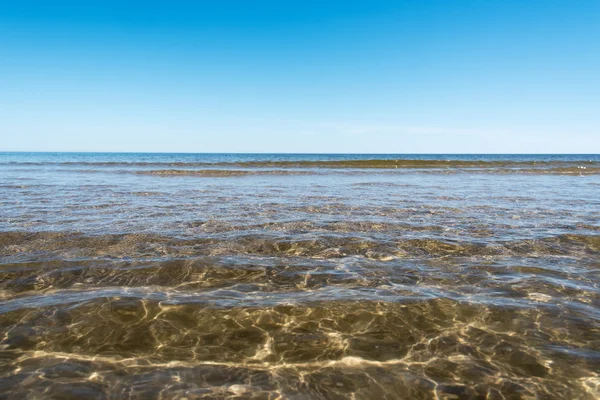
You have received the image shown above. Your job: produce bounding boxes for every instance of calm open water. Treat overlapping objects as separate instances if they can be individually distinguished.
[1,153,599,399]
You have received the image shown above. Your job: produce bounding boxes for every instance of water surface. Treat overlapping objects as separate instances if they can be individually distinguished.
[1,153,599,399]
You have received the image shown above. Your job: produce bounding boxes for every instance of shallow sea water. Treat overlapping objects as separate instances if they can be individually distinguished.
[0,153,599,399]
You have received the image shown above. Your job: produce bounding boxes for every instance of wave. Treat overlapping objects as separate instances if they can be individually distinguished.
[2,231,599,261]
[135,167,600,176]
[133,169,315,177]
[6,161,600,176]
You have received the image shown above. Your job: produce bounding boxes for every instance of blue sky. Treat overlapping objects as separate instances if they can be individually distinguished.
[1,0,598,153]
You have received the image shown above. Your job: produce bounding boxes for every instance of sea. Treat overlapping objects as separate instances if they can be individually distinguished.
[0,152,599,399]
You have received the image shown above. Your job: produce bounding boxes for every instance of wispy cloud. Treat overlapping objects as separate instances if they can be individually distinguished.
[292,121,498,138]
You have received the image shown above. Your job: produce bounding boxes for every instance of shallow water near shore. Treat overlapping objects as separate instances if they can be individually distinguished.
[1,153,599,399]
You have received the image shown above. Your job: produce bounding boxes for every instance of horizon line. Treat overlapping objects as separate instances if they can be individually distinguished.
[2,151,600,156]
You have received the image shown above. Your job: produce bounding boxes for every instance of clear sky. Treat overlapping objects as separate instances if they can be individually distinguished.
[0,0,598,153]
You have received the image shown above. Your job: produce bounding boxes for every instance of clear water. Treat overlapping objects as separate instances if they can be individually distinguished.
[1,153,599,399]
